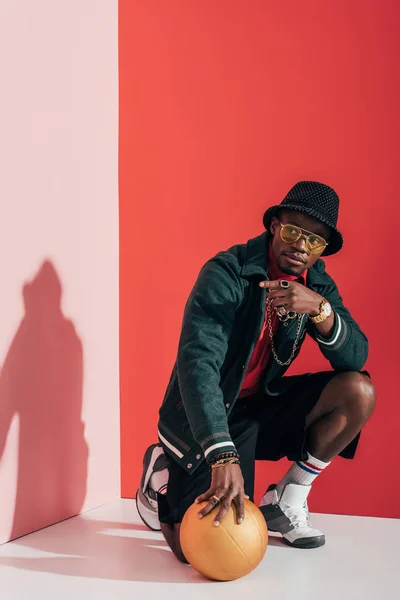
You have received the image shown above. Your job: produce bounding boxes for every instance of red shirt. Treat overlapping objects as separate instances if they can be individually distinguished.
[238,244,307,398]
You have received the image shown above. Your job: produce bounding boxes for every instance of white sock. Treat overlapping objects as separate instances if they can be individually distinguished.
[149,469,169,495]
[277,452,330,493]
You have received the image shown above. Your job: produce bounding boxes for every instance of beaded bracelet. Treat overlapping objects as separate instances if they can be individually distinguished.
[208,451,239,465]
[209,451,239,460]
[208,452,239,466]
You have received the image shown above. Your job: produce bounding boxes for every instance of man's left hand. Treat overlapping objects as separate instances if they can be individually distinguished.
[259,280,322,317]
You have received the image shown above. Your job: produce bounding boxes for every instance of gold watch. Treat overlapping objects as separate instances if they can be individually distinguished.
[310,299,332,324]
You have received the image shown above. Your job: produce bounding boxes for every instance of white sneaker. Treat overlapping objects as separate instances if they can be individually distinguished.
[136,444,169,531]
[259,483,325,548]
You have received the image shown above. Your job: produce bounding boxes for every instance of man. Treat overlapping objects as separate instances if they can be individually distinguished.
[136,181,375,560]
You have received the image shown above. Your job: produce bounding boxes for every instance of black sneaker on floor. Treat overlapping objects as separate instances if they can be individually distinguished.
[259,483,326,549]
[136,444,168,531]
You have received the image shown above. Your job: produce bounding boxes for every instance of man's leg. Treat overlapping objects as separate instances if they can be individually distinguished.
[305,371,376,460]
[276,371,376,492]
[259,371,376,548]
[160,522,187,563]
[155,453,212,564]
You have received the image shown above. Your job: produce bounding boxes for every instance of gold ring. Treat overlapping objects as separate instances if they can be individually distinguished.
[211,495,221,503]
[280,280,290,289]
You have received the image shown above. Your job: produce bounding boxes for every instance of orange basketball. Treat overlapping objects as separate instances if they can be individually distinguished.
[179,498,268,581]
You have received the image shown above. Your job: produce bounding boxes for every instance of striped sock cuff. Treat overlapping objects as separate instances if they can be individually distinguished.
[297,453,331,475]
[296,460,323,476]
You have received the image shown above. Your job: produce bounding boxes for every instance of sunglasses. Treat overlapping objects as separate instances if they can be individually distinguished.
[279,223,328,255]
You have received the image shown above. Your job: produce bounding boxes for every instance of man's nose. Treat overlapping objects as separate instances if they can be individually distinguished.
[291,235,308,254]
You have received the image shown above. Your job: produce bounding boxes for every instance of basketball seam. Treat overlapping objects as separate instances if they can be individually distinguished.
[182,533,239,580]
[220,523,253,572]
[246,508,268,561]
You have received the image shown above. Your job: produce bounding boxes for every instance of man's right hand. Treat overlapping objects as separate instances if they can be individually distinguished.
[195,463,246,526]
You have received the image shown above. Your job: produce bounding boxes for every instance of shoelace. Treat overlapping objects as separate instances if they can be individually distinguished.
[281,502,310,529]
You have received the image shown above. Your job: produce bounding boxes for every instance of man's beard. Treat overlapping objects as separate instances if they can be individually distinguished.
[277,257,304,276]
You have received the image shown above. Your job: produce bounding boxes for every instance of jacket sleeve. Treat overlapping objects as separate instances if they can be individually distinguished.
[176,253,244,462]
[307,272,368,371]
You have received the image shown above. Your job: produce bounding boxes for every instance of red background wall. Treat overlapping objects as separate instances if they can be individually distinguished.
[119,0,400,518]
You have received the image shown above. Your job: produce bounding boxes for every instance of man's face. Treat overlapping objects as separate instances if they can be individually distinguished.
[270,210,331,276]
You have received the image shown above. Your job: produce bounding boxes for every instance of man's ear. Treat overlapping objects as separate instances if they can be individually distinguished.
[270,216,279,236]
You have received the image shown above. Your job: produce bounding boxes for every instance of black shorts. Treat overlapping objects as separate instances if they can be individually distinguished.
[158,371,363,525]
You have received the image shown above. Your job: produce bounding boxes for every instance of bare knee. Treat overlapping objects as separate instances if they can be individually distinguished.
[160,522,188,564]
[334,372,376,423]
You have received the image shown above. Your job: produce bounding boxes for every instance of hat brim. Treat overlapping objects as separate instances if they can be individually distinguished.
[263,204,343,257]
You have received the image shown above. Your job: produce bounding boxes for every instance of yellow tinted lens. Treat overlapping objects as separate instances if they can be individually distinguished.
[307,235,326,254]
[281,224,301,243]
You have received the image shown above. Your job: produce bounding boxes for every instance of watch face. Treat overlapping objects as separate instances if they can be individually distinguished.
[323,302,332,317]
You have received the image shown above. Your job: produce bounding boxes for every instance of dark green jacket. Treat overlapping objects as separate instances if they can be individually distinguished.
[158,232,368,474]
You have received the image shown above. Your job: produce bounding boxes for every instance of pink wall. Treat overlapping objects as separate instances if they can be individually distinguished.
[0,1,119,544]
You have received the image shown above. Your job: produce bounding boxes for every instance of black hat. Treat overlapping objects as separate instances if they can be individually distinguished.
[263,181,343,256]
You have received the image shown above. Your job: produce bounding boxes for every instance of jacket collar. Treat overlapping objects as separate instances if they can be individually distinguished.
[240,233,269,279]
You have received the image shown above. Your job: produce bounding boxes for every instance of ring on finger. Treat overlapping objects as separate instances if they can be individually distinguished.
[279,280,290,289]
[211,495,221,504]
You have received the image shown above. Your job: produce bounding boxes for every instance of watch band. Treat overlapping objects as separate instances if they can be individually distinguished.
[310,299,331,324]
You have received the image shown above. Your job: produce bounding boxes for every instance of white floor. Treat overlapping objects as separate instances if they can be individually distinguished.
[0,499,398,600]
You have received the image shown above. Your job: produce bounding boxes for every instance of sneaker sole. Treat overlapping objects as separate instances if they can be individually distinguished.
[136,488,161,532]
[282,535,326,549]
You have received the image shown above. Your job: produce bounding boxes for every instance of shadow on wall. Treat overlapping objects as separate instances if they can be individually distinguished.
[0,260,88,542]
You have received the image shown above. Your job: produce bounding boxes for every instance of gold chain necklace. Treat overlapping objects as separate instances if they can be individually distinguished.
[266,300,305,366]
